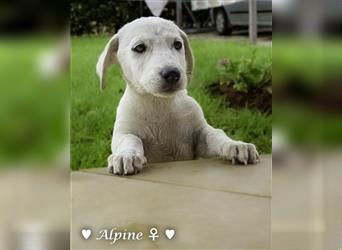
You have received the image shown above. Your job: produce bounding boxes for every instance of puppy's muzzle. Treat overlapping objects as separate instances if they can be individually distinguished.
[159,67,181,92]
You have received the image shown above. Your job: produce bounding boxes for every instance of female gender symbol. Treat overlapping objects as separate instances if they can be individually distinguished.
[148,227,159,241]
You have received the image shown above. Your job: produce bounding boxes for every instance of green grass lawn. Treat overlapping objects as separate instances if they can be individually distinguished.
[0,38,68,164]
[71,36,272,170]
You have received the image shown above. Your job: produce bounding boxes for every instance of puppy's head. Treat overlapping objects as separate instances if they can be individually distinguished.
[96,17,193,97]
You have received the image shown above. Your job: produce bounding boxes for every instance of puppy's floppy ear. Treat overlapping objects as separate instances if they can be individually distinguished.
[179,29,194,83]
[96,34,119,90]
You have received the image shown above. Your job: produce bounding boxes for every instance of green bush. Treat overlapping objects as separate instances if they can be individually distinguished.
[71,0,206,35]
[217,50,272,93]
[71,1,143,35]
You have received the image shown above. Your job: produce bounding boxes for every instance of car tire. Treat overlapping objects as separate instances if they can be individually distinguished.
[215,9,232,35]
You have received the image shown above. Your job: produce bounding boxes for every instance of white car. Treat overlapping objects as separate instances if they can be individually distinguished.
[192,0,272,35]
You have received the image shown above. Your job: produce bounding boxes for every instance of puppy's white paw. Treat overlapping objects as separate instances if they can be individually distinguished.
[107,153,147,175]
[221,141,260,165]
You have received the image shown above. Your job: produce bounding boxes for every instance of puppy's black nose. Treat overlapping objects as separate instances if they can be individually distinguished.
[160,67,180,85]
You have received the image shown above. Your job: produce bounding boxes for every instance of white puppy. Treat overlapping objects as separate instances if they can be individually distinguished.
[96,17,259,175]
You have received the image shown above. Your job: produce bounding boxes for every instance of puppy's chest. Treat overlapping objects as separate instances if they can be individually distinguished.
[139,118,194,162]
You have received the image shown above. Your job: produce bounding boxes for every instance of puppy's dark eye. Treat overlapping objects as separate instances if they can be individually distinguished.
[132,43,146,53]
[174,41,182,50]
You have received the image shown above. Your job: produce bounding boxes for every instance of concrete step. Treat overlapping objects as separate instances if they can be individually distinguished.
[72,156,271,249]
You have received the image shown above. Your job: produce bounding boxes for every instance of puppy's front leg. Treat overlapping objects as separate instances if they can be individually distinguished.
[196,125,259,165]
[108,134,146,175]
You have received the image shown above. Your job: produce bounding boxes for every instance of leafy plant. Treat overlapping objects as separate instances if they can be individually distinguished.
[217,50,272,93]
[70,1,198,36]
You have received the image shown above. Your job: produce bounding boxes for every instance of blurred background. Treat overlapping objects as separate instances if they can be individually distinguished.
[0,0,69,249]
[272,0,342,250]
[0,0,341,249]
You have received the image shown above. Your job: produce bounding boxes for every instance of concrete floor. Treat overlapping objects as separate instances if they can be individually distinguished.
[272,152,342,250]
[71,156,271,249]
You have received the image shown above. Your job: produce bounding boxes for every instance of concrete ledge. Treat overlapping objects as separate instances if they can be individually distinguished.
[72,155,271,249]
